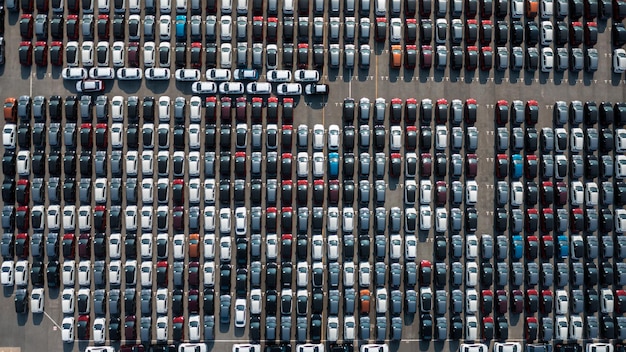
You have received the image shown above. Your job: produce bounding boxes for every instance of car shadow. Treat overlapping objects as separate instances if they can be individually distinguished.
[118,80,143,93]
[145,81,169,94]
[32,312,43,325]
[17,312,28,326]
[3,286,14,297]
[612,72,623,86]
[21,66,32,80]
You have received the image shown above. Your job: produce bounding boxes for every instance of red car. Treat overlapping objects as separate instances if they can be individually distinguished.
[435,181,447,206]
[128,42,140,67]
[390,153,402,177]
[62,233,76,259]
[34,41,48,67]
[420,153,432,177]
[124,315,137,341]
[94,205,107,232]
[465,153,478,178]
[541,181,554,206]
[616,290,626,313]
[16,233,30,258]
[282,98,294,123]
[327,179,339,205]
[420,45,432,69]
[526,289,538,313]
[267,17,278,43]
[16,179,30,206]
[19,41,33,66]
[80,123,93,148]
[540,290,553,314]
[188,289,200,313]
[495,99,509,125]
[419,260,432,285]
[50,41,64,66]
[481,290,493,314]
[297,43,309,69]
[465,19,478,44]
[173,206,184,231]
[188,261,200,287]
[20,14,33,39]
[252,16,264,42]
[190,42,203,69]
[390,98,403,123]
[235,96,247,122]
[95,123,108,149]
[541,208,554,233]
[205,96,217,123]
[282,124,293,149]
[465,98,477,124]
[78,314,91,340]
[526,235,539,259]
[541,235,554,259]
[66,14,79,40]
[482,316,494,340]
[480,20,493,45]
[496,290,508,314]
[78,233,91,259]
[511,290,524,313]
[97,14,110,40]
[480,46,492,71]
[526,316,538,341]
[405,98,418,123]
[526,99,539,124]
[466,45,479,70]
[555,182,568,206]
[156,261,168,287]
[16,206,30,231]
[405,126,417,150]
[251,97,264,123]
[496,154,508,179]
[220,96,232,122]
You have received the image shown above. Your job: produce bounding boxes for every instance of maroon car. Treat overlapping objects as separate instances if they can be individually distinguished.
[78,233,91,259]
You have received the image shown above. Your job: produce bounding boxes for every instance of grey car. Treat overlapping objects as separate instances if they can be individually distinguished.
[556,263,569,287]
[450,208,462,232]
[496,262,508,287]
[390,263,402,288]
[435,290,447,315]
[281,316,291,343]
[405,290,417,314]
[496,181,509,206]
[374,180,386,204]
[375,153,386,179]
[451,289,463,314]
[390,290,402,315]
[296,317,307,342]
[451,181,463,205]
[328,290,340,315]
[219,295,231,324]
[140,316,152,342]
[450,154,462,178]
[451,261,463,286]
[376,316,387,342]
[571,262,584,286]
[465,127,479,151]
[511,262,524,286]
[481,234,493,259]
[496,127,509,152]
[571,289,584,313]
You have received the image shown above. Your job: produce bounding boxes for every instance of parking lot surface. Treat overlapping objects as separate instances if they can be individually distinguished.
[1,0,626,352]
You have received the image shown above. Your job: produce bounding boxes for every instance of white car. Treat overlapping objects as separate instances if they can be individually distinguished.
[405,235,417,260]
[78,206,91,231]
[204,206,216,232]
[313,124,325,150]
[617,128,626,152]
[466,289,478,315]
[266,234,278,260]
[556,290,569,314]
[343,262,355,287]
[219,208,231,234]
[92,317,106,344]
[203,262,215,287]
[189,178,201,203]
[327,234,340,260]
[204,233,216,260]
[570,127,584,151]
[566,306,584,338]
[188,315,201,342]
[344,316,356,341]
[220,237,231,262]
[141,151,154,176]
[16,151,30,176]
[296,152,309,178]
[359,262,371,287]
[156,288,168,315]
[466,262,478,287]
[311,235,324,261]
[112,41,125,66]
[342,207,354,233]
[466,316,478,340]
[327,316,339,342]
[175,68,201,81]
[376,288,388,314]
[541,21,554,45]
[614,49,626,73]
[61,288,75,314]
[234,298,246,328]
[143,41,156,67]
[46,205,61,230]
[435,207,448,233]
[294,69,320,82]
[219,82,244,94]
[173,234,185,260]
[250,289,262,314]
[62,317,75,343]
[145,68,171,80]
[89,67,115,79]
[235,207,247,236]
[466,180,478,204]
[389,234,402,260]
[585,182,599,206]
[466,235,479,259]
[78,260,91,287]
[246,82,272,94]
[570,181,584,205]
[158,96,170,121]
[159,15,171,40]
[511,0,524,17]
[601,288,615,313]
[220,15,233,41]
[617,156,626,179]
[277,83,302,95]
[140,261,152,287]
[267,69,292,82]
[511,181,524,206]
[328,125,340,150]
[420,180,432,204]
[75,80,104,93]
[312,152,324,177]
[81,41,94,66]
[586,344,614,352]
[493,344,522,352]
[109,233,121,259]
[2,124,16,149]
[141,179,154,204]
[419,205,432,230]
[540,46,554,73]
[117,67,143,80]
[296,261,309,287]
[110,96,124,120]
[220,43,232,68]
[555,315,568,340]
[206,68,231,81]
[110,123,123,148]
[156,316,168,342]
[204,179,216,204]
[327,207,339,232]
[192,82,217,94]
[1,261,14,286]
[140,232,153,257]
[62,260,75,286]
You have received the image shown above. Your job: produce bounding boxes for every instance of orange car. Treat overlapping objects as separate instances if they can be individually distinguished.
[189,233,200,258]
[360,289,371,314]
[526,0,538,17]
[4,97,17,123]
[390,45,402,68]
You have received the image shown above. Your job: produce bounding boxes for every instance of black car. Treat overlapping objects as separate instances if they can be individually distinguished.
[46,260,60,288]
[15,289,28,314]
